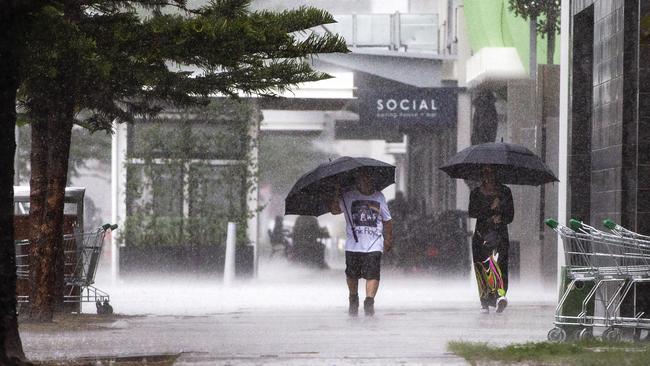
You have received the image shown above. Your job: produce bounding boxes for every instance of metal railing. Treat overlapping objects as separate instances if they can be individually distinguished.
[320,12,442,54]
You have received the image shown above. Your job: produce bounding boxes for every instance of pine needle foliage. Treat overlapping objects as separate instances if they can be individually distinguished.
[18,0,349,131]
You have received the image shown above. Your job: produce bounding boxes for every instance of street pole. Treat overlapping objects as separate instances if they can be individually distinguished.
[557,0,570,294]
[111,121,119,284]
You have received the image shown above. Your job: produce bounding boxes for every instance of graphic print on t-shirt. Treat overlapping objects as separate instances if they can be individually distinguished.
[351,200,380,227]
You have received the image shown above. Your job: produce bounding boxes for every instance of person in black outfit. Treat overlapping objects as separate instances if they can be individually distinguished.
[290,216,329,269]
[269,216,289,257]
[468,165,514,314]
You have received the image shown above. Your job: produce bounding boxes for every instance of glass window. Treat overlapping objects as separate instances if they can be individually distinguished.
[126,163,184,217]
[400,14,438,51]
[128,120,247,160]
[188,164,246,217]
[356,14,391,46]
[190,122,247,160]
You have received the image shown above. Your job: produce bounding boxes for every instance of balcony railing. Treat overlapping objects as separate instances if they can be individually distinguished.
[320,13,442,54]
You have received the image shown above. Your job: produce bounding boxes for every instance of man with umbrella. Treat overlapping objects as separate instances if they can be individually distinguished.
[285,157,396,316]
[329,169,393,317]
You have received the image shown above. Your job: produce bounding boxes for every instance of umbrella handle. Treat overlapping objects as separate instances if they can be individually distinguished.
[341,198,358,243]
[366,234,382,252]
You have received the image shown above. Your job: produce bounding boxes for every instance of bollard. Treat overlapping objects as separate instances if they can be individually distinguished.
[224,222,237,285]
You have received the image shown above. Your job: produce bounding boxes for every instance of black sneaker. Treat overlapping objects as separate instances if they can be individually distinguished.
[364,297,375,316]
[496,296,508,313]
[348,294,359,316]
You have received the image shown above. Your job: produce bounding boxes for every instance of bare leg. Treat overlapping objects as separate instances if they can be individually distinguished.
[363,280,379,316]
[347,276,359,295]
[366,279,379,298]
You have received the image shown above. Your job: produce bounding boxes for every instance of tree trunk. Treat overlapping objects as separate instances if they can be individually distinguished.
[28,2,81,319]
[545,4,558,65]
[29,107,75,318]
[530,16,538,80]
[0,20,27,365]
[45,109,74,313]
[547,29,556,65]
[28,115,53,322]
[46,3,81,314]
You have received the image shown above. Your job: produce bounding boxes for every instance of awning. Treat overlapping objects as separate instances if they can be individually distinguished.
[465,47,528,88]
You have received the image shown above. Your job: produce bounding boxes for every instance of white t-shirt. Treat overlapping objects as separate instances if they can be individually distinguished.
[339,190,392,253]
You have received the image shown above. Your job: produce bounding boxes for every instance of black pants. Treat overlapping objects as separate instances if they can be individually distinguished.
[472,235,509,307]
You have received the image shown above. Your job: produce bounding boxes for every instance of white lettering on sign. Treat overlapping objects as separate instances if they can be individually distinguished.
[376,99,438,112]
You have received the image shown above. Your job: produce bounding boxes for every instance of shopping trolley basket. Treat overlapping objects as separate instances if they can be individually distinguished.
[15,223,117,314]
[601,219,650,340]
[545,218,650,341]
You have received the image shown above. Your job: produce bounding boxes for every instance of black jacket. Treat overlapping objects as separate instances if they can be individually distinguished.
[468,184,514,244]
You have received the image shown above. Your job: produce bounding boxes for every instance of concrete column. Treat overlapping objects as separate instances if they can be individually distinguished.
[395,154,407,193]
[247,108,260,277]
[224,222,237,285]
[455,91,471,211]
[385,137,407,194]
[539,66,560,288]
[111,121,128,284]
[14,125,20,185]
[507,80,542,285]
[402,135,410,197]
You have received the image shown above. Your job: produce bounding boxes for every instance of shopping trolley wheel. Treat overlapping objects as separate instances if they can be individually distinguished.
[602,327,622,342]
[96,300,113,315]
[575,327,593,341]
[633,328,649,341]
[547,327,567,342]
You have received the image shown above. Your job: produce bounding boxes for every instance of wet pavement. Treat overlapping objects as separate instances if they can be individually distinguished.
[20,263,557,365]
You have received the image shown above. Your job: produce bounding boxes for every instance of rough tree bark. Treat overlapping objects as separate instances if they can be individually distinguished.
[46,109,74,313]
[546,16,557,65]
[29,105,75,319]
[28,116,52,322]
[547,32,556,64]
[29,1,80,317]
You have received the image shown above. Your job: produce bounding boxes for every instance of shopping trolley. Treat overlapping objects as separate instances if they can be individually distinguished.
[15,223,117,314]
[545,218,650,341]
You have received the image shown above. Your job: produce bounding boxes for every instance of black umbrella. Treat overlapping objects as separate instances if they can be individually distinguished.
[439,142,558,185]
[285,156,395,217]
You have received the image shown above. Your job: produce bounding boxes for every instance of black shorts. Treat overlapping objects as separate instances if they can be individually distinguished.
[345,251,382,280]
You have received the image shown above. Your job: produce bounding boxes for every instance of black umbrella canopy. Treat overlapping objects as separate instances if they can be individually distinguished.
[285,156,395,216]
[439,142,558,186]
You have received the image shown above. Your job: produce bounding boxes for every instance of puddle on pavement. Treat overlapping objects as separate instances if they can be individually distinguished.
[37,353,179,365]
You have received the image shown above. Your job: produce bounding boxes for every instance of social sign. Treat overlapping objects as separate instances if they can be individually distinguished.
[360,87,458,131]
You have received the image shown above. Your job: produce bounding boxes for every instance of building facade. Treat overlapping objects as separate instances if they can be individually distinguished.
[564,0,650,234]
